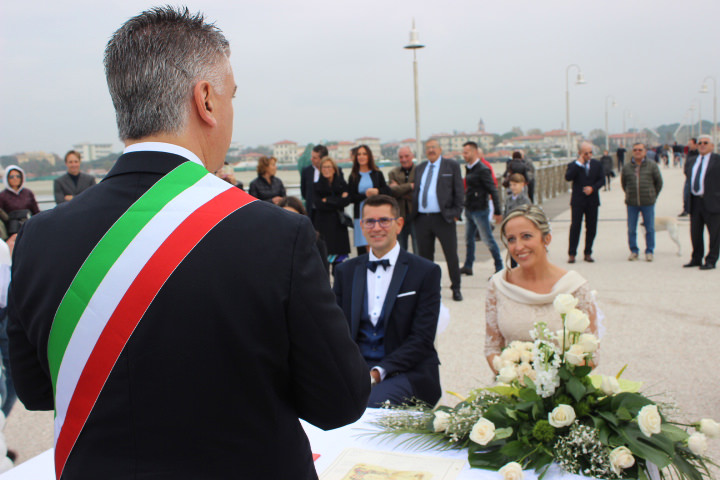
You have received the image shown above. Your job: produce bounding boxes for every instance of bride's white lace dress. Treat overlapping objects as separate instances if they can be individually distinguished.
[485,270,599,358]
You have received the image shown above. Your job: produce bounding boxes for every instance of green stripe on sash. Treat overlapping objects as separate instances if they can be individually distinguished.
[47,161,208,395]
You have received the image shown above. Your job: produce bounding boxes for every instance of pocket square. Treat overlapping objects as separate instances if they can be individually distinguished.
[441,173,453,177]
[396,291,416,298]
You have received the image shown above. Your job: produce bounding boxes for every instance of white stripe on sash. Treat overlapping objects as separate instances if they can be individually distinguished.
[53,175,232,441]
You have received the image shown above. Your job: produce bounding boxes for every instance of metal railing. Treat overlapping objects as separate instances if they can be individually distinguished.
[534,161,570,204]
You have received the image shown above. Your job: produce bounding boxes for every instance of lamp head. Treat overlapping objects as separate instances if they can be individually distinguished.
[404,18,425,50]
[699,84,709,94]
[575,72,586,85]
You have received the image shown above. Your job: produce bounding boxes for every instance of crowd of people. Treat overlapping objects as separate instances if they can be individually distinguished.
[0,6,718,478]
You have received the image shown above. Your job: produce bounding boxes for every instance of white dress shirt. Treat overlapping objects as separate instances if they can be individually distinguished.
[313,166,320,183]
[691,154,710,196]
[123,142,203,166]
[366,242,401,381]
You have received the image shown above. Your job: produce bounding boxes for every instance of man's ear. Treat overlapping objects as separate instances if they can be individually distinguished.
[192,80,217,127]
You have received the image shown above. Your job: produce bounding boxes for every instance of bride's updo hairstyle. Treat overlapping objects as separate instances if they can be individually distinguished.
[499,205,552,265]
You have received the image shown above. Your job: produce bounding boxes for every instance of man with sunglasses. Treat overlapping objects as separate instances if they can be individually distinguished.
[333,195,442,408]
[684,135,720,270]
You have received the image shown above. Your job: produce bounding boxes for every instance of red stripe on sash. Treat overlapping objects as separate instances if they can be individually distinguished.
[54,187,253,478]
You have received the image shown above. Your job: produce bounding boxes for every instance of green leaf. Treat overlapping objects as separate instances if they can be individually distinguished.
[558,366,571,381]
[518,387,540,402]
[523,376,536,390]
[619,427,673,468]
[531,401,544,421]
[500,440,532,458]
[494,427,513,440]
[485,385,518,397]
[661,423,689,443]
[597,411,619,426]
[566,376,586,403]
[574,365,592,377]
[616,406,633,422]
[468,446,507,470]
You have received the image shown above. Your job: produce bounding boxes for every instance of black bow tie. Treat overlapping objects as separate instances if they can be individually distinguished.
[367,259,391,272]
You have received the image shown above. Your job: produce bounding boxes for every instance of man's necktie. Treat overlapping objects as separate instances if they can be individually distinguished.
[693,156,705,194]
[366,259,390,272]
[421,163,435,209]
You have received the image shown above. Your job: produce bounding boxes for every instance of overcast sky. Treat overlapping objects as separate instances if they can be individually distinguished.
[1,0,718,155]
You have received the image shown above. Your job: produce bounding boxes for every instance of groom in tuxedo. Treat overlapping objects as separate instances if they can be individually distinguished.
[334,195,442,407]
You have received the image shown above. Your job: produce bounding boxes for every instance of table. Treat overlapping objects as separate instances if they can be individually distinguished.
[0,409,586,479]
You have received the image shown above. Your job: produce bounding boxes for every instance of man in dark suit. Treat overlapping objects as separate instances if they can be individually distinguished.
[412,139,464,301]
[334,195,441,407]
[684,135,720,270]
[8,7,369,480]
[300,144,328,221]
[53,150,97,205]
[680,138,699,217]
[566,142,606,263]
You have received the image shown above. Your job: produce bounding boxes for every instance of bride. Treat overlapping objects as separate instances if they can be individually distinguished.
[485,204,599,373]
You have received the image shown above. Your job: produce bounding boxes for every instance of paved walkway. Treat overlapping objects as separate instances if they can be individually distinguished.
[4,166,719,473]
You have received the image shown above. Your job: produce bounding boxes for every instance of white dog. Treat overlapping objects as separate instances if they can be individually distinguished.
[642,216,681,256]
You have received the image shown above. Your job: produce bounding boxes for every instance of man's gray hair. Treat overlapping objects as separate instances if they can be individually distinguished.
[698,134,713,143]
[104,6,230,141]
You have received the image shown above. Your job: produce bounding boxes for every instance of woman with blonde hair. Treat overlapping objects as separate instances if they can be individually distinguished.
[484,204,600,373]
[249,156,285,204]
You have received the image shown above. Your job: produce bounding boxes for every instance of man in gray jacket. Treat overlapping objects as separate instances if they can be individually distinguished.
[621,143,663,261]
[53,150,97,205]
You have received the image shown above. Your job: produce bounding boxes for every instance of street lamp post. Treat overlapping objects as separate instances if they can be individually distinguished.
[700,76,717,149]
[565,64,586,160]
[689,105,696,138]
[404,19,425,162]
[605,95,617,151]
[692,99,702,137]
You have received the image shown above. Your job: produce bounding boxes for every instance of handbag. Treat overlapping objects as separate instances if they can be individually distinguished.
[337,211,354,229]
[7,209,31,235]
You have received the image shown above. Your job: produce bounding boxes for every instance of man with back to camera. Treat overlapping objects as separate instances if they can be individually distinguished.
[412,139,464,301]
[8,7,369,479]
[53,150,97,205]
[566,141,605,263]
[333,195,442,408]
[388,146,417,252]
[684,135,720,270]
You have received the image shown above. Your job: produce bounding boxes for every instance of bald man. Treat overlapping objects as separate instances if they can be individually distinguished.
[565,142,605,263]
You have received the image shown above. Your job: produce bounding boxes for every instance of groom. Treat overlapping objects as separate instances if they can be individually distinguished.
[333,195,442,407]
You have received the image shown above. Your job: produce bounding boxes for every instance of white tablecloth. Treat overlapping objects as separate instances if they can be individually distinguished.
[0,409,586,479]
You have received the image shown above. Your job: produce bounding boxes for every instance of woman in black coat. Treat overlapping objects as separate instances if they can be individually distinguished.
[313,157,351,267]
[347,145,391,255]
[249,156,286,204]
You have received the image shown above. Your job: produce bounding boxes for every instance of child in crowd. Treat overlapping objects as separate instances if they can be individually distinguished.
[504,173,531,217]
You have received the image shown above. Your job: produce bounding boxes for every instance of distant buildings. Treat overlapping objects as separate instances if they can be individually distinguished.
[14,151,57,166]
[73,143,114,162]
[272,140,300,164]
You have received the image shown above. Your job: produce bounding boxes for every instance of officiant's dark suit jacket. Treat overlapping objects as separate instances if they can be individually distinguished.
[565,159,605,208]
[332,248,442,406]
[8,151,370,480]
[53,171,97,205]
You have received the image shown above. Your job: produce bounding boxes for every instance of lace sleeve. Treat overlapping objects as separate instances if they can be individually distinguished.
[573,284,599,336]
[484,281,506,359]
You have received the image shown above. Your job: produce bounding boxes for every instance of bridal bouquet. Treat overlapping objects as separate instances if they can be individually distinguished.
[370,293,717,480]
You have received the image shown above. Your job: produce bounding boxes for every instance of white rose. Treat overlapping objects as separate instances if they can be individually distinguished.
[600,375,621,396]
[520,350,533,363]
[609,446,635,475]
[688,433,708,455]
[517,363,536,382]
[500,347,521,364]
[553,293,578,314]
[499,461,524,480]
[564,308,590,333]
[577,333,599,353]
[637,405,662,437]
[497,366,517,384]
[492,355,504,373]
[699,418,720,438]
[433,410,450,433]
[555,329,571,348]
[469,418,496,445]
[564,344,586,366]
[548,404,576,428]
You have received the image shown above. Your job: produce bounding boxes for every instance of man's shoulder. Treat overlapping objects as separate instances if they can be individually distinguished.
[400,250,439,274]
[335,254,366,275]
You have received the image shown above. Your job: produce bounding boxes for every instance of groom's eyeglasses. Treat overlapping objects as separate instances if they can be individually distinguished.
[361,217,397,229]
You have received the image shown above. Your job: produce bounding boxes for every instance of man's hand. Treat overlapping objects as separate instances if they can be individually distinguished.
[389,180,398,186]
[365,188,379,197]
[493,214,503,224]
[64,195,73,201]
[370,369,381,385]
[583,186,593,195]
[271,196,283,205]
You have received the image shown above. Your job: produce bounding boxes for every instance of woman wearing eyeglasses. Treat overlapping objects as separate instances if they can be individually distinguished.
[0,165,40,240]
[313,157,351,269]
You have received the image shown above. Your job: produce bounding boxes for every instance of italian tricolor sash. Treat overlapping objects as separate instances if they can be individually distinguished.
[47,161,255,479]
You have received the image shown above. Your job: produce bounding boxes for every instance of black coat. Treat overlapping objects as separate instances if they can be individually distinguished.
[412,157,464,223]
[333,248,442,406]
[687,153,720,213]
[8,151,369,480]
[465,161,501,212]
[248,175,285,202]
[347,170,391,219]
[313,175,351,255]
[565,159,606,207]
